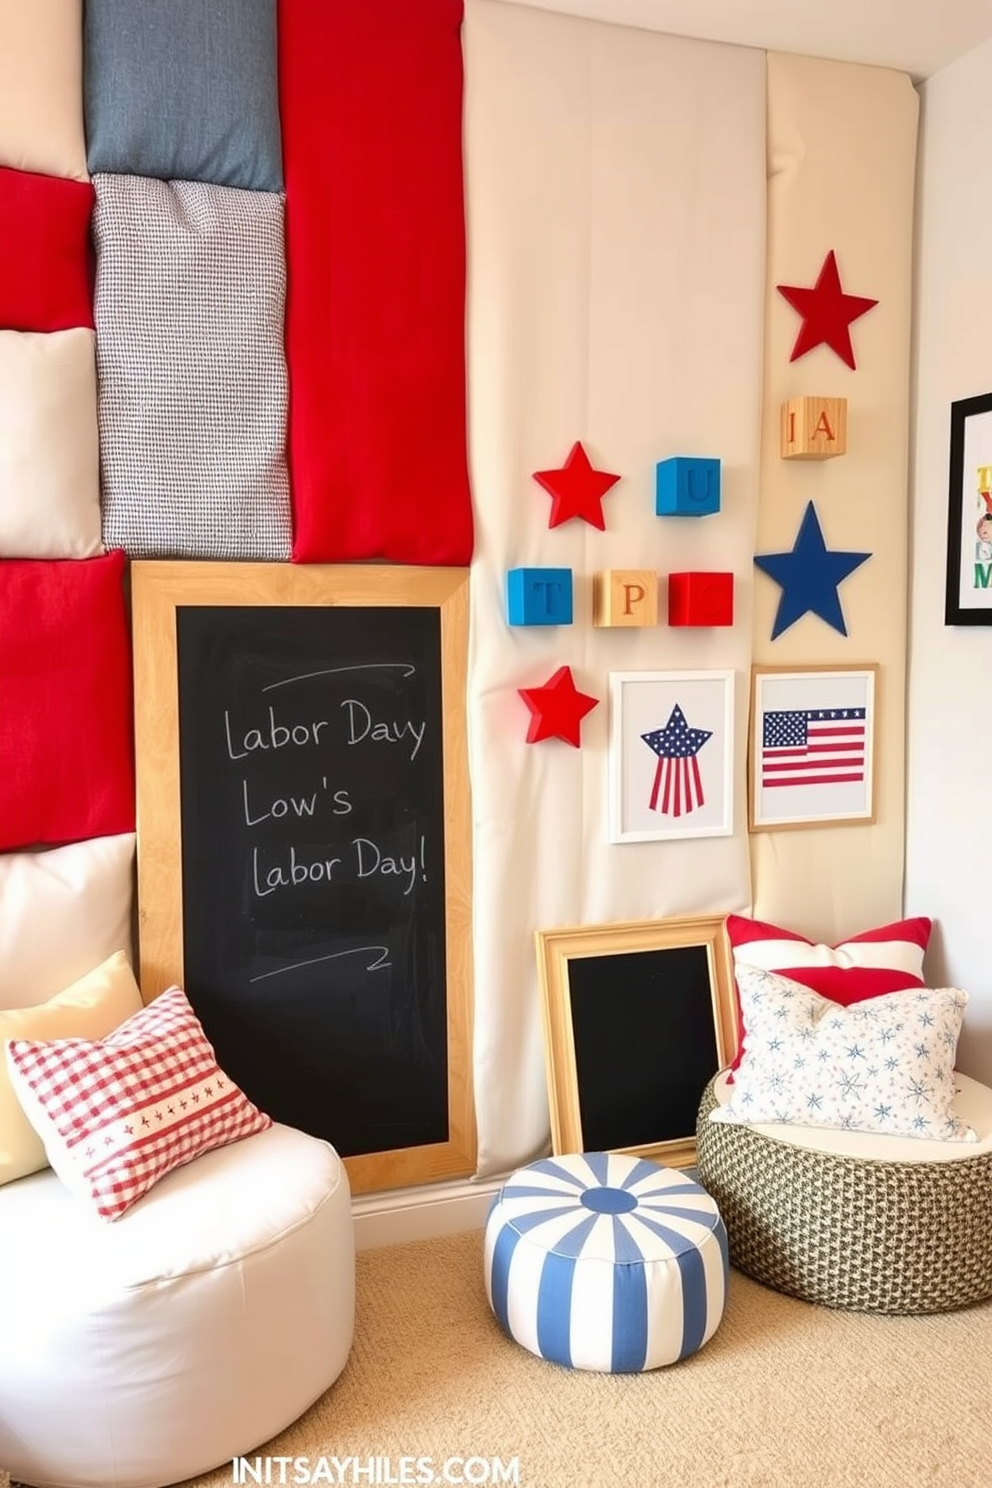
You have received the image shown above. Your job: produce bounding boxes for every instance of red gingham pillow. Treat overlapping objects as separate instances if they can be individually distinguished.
[5,985,271,1220]
[724,914,932,1077]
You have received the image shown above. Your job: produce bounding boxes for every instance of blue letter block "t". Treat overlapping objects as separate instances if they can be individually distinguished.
[506,568,574,625]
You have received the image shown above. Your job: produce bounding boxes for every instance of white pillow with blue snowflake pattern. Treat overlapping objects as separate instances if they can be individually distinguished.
[711,964,976,1143]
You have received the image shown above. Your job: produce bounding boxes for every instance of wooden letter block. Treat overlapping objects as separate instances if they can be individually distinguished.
[667,571,734,627]
[506,568,573,626]
[655,457,721,516]
[593,570,658,627]
[780,397,848,460]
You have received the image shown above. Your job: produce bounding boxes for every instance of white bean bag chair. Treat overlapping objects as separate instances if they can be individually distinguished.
[0,1122,355,1488]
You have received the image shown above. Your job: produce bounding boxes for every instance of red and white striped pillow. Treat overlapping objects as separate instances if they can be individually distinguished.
[725,914,932,1076]
[5,984,271,1220]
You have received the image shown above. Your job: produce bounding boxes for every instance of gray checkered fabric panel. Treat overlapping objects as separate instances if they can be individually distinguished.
[93,175,291,560]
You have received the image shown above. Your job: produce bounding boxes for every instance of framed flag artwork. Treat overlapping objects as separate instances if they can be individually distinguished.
[945,391,992,625]
[749,664,878,831]
[608,670,734,843]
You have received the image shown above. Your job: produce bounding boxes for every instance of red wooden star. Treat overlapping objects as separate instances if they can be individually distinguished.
[518,665,599,747]
[533,441,620,530]
[776,250,878,369]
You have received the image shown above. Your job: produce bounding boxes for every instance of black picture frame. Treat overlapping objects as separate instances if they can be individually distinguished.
[945,392,992,625]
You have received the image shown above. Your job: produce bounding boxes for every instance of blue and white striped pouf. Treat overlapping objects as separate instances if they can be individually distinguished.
[484,1151,728,1372]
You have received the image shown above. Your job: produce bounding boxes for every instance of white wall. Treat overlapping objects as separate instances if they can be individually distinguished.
[906,36,992,1081]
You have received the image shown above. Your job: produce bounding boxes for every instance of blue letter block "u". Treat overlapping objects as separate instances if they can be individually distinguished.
[655,457,721,517]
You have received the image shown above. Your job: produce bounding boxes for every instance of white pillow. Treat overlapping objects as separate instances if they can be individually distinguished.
[0,951,143,1186]
[0,328,102,558]
[0,834,135,1010]
[711,964,976,1143]
[0,0,88,181]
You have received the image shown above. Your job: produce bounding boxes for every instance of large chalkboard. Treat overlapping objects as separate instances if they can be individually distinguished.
[132,563,474,1194]
[536,917,736,1168]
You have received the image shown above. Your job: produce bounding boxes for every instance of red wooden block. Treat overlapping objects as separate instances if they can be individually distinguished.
[667,572,734,627]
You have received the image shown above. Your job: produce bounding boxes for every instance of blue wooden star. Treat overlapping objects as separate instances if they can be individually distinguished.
[754,502,870,639]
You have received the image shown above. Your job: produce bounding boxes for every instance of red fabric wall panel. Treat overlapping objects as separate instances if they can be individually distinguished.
[0,551,135,849]
[0,168,95,333]
[278,0,474,564]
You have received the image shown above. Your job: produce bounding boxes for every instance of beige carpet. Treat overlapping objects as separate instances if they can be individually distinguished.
[188,1228,990,1488]
[5,1228,992,1488]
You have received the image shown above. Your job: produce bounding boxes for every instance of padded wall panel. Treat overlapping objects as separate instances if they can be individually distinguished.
[84,0,282,191]
[0,0,87,181]
[279,0,473,565]
[0,551,135,850]
[0,836,135,1010]
[0,328,101,558]
[93,175,291,561]
[0,168,94,333]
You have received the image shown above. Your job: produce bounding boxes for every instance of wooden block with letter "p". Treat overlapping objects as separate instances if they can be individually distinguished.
[593,570,658,627]
[780,396,847,460]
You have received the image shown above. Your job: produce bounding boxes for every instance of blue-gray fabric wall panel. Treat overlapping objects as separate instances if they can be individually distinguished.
[83,0,282,191]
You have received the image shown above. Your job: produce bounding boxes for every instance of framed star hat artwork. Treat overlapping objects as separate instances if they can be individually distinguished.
[608,671,735,844]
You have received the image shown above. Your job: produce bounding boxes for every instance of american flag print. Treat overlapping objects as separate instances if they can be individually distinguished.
[641,705,712,817]
[761,707,866,789]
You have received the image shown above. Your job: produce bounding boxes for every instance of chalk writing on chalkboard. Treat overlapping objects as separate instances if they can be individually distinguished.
[176,604,448,1160]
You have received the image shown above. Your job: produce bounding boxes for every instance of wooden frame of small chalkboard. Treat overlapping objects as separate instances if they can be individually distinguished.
[131,562,475,1195]
[535,915,737,1168]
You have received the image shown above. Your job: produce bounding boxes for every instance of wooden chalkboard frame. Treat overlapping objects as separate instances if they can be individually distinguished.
[131,562,475,1194]
[535,915,737,1168]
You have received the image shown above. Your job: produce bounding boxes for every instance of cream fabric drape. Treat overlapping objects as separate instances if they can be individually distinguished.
[463,0,765,1177]
[751,55,919,941]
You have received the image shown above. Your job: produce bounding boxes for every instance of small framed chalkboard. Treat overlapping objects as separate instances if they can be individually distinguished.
[131,562,474,1195]
[535,916,737,1167]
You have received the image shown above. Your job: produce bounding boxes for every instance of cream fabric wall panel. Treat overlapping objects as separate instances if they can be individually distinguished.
[751,54,918,944]
[464,0,765,1176]
[0,0,87,181]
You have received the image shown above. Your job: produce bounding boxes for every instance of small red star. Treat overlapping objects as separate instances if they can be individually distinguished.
[533,441,620,530]
[777,250,878,369]
[518,666,599,747]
